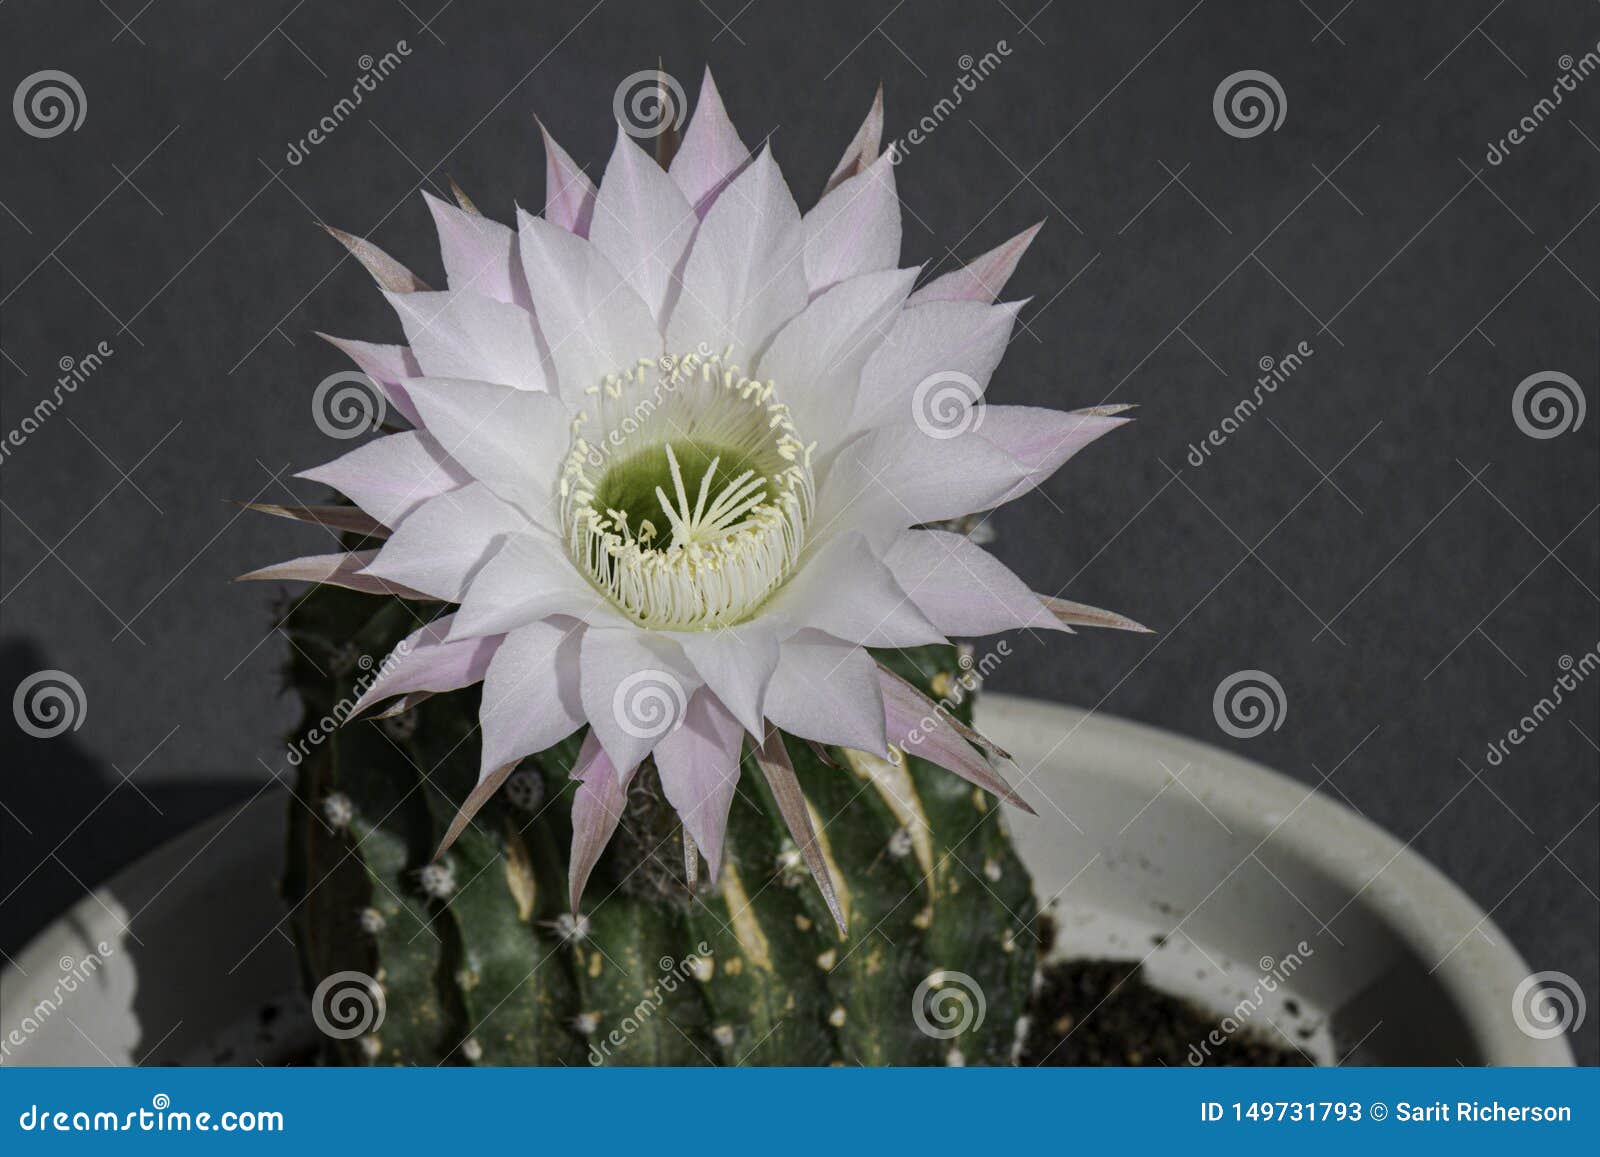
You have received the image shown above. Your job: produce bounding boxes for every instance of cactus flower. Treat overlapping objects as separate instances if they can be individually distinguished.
[241,71,1146,931]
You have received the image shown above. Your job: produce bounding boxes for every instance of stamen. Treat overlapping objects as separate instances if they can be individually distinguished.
[558,348,816,631]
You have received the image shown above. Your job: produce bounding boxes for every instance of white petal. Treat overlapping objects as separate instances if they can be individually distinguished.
[878,666,1033,812]
[399,377,567,520]
[351,613,501,716]
[883,529,1063,636]
[424,191,531,310]
[579,628,700,772]
[317,334,423,427]
[851,300,1021,431]
[823,85,883,195]
[590,127,697,324]
[757,267,917,448]
[802,150,900,295]
[665,144,807,363]
[297,431,469,527]
[974,405,1132,486]
[675,622,780,737]
[539,120,597,236]
[810,425,1034,542]
[386,289,548,394]
[653,690,744,878]
[669,68,749,214]
[771,531,944,648]
[478,618,586,779]
[234,549,433,600]
[452,532,628,639]
[907,222,1042,306]
[516,210,662,401]
[361,482,524,601]
[568,732,638,911]
[762,629,887,755]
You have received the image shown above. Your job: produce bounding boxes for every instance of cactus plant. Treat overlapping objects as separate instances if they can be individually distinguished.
[244,70,1147,1066]
[281,582,1039,1065]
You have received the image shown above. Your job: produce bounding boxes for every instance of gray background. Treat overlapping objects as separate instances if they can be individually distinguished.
[2,0,1596,1062]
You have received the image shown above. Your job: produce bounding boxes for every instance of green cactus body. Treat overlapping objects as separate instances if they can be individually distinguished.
[281,582,1039,1065]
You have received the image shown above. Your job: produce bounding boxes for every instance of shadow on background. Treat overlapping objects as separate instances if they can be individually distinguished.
[1,638,259,961]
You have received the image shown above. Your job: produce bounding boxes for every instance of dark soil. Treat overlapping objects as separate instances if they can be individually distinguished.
[1017,959,1314,1066]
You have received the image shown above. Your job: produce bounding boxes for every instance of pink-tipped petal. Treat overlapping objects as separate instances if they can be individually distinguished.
[233,549,434,600]
[451,532,627,639]
[669,68,750,215]
[769,530,945,648]
[316,334,424,428]
[653,690,744,881]
[297,430,470,527]
[423,190,531,310]
[761,630,888,756]
[351,613,501,717]
[850,299,1021,432]
[477,618,586,782]
[753,725,847,935]
[398,377,567,520]
[884,529,1069,637]
[385,289,548,394]
[435,758,517,859]
[876,665,1033,813]
[676,623,781,738]
[515,210,661,404]
[324,225,428,293]
[578,628,701,774]
[362,482,524,603]
[665,144,807,363]
[802,150,900,295]
[907,222,1043,306]
[978,405,1132,478]
[568,731,637,911]
[590,127,697,324]
[757,266,919,448]
[823,84,883,195]
[538,120,597,236]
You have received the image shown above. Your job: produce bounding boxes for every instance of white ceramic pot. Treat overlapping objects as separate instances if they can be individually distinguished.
[0,695,1572,1066]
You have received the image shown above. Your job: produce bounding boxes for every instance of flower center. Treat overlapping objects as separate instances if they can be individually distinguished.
[559,347,815,631]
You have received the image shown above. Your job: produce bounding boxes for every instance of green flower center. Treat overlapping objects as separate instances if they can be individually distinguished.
[559,348,815,630]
